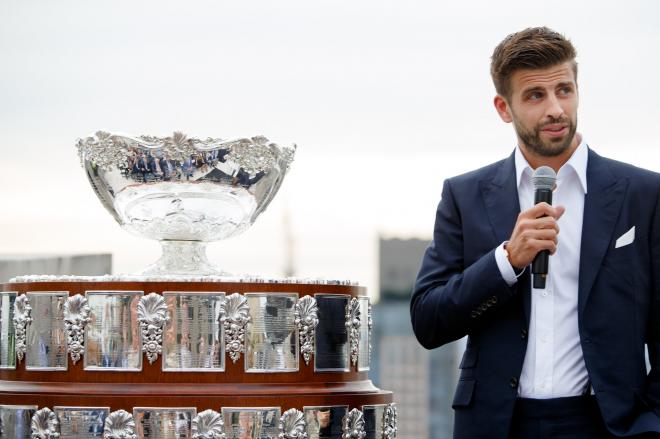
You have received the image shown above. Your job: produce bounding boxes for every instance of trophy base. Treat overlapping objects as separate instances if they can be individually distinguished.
[139,240,227,276]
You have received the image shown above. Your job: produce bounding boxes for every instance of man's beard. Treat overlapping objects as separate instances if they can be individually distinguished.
[514,116,577,157]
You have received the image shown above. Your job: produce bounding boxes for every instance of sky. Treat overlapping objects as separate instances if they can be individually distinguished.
[1,0,659,295]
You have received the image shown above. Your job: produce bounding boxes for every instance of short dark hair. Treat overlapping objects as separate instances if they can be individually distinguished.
[491,27,577,100]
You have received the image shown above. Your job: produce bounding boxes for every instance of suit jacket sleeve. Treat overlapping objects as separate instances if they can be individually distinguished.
[410,178,518,350]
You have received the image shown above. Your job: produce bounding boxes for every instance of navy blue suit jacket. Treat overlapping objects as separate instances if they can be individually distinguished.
[411,149,660,438]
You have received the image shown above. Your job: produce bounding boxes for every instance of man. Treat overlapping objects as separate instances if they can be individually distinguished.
[411,27,660,438]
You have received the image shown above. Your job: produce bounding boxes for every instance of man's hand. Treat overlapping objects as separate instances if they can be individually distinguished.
[505,202,565,270]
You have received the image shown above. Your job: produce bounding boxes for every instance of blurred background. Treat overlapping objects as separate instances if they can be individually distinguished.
[1,1,658,437]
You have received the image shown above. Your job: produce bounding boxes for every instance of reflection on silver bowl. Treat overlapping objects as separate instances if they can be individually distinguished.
[77,131,295,276]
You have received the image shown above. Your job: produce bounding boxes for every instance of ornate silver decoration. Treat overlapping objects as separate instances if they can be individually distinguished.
[278,408,307,439]
[294,296,319,366]
[341,408,366,439]
[219,293,251,363]
[12,294,32,363]
[31,407,60,439]
[137,293,170,364]
[63,294,91,364]
[77,131,295,177]
[383,404,397,439]
[368,301,373,366]
[104,409,137,439]
[10,274,359,286]
[191,409,226,439]
[346,298,362,367]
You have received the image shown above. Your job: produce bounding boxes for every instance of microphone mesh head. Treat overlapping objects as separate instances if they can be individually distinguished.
[532,166,557,190]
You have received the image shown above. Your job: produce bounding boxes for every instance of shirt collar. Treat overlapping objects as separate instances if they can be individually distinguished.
[514,135,589,194]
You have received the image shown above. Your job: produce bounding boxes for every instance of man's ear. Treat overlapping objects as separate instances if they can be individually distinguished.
[494,95,513,123]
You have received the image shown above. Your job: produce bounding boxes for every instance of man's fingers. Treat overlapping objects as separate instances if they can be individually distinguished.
[520,202,565,220]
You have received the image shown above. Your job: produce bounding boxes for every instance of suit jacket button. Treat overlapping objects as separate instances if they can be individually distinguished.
[510,377,518,388]
[521,329,527,339]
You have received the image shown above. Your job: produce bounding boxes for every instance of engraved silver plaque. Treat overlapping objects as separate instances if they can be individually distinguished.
[361,405,386,439]
[134,407,196,439]
[84,291,143,371]
[303,406,347,439]
[0,405,37,439]
[245,293,298,372]
[54,406,109,438]
[0,292,17,369]
[162,292,225,372]
[357,298,370,372]
[26,292,68,370]
[314,295,350,372]
[221,408,280,439]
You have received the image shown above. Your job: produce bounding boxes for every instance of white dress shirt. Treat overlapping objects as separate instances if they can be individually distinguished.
[494,137,590,399]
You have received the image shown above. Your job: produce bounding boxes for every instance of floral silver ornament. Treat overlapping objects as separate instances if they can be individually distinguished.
[278,408,307,439]
[346,298,361,367]
[219,293,251,363]
[77,131,295,178]
[383,404,397,439]
[294,296,319,366]
[31,407,60,439]
[104,409,137,439]
[13,294,32,363]
[63,294,92,364]
[137,293,170,364]
[192,409,226,439]
[341,408,366,439]
[367,301,373,365]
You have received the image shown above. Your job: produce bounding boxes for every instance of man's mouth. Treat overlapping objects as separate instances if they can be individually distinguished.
[541,124,567,137]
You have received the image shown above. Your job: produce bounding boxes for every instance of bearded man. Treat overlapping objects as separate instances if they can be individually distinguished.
[411,27,660,438]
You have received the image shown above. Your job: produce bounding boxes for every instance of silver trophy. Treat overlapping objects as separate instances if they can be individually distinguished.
[76,131,295,276]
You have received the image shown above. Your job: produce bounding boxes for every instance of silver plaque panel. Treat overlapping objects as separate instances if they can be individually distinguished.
[54,406,109,438]
[0,292,17,369]
[362,405,386,439]
[84,291,143,371]
[357,297,370,372]
[0,405,37,439]
[134,407,196,439]
[222,408,280,439]
[314,294,350,372]
[245,293,298,373]
[26,291,68,370]
[162,292,225,372]
[303,406,347,439]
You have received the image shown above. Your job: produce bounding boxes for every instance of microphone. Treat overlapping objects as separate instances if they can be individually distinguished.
[531,166,557,289]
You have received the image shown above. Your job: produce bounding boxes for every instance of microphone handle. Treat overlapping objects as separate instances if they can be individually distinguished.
[532,188,553,289]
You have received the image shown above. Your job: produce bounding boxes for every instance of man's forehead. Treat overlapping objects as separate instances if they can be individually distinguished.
[512,62,576,90]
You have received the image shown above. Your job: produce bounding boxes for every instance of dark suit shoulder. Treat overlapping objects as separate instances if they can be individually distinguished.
[594,151,660,191]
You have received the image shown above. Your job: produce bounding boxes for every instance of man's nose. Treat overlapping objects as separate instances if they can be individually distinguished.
[545,94,564,119]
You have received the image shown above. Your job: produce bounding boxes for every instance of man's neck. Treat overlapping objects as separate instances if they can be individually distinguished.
[519,133,582,172]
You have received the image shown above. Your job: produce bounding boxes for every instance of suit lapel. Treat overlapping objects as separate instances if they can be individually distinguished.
[578,149,627,316]
[480,152,532,324]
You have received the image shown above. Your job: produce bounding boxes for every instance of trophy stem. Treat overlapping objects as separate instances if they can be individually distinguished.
[140,240,224,276]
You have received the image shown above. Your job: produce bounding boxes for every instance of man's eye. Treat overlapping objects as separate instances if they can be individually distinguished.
[528,92,543,100]
[559,87,572,95]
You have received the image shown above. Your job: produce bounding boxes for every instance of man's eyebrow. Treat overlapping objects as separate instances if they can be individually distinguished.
[521,86,545,95]
[555,81,575,89]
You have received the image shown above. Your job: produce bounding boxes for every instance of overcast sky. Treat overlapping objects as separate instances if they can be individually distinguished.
[1,0,659,294]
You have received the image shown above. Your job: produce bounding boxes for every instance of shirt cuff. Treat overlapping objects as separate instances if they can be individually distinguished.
[495,242,519,287]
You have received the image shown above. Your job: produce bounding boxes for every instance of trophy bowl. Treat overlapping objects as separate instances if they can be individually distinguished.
[77,131,295,276]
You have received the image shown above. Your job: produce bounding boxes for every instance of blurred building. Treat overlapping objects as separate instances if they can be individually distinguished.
[370,237,461,439]
[0,254,112,282]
